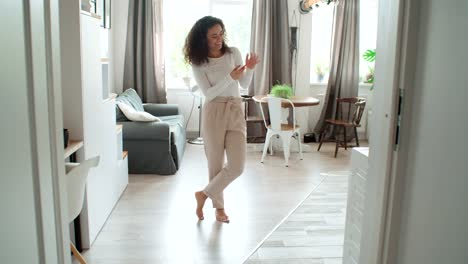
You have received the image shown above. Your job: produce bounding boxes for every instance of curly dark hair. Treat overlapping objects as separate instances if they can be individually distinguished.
[184,16,231,66]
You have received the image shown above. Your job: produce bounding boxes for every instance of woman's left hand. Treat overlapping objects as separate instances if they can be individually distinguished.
[245,53,260,69]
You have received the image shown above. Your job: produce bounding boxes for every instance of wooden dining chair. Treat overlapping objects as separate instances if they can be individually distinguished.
[317,97,366,157]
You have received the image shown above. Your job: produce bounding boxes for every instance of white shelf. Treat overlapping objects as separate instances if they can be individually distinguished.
[102,93,117,103]
[63,140,83,159]
[116,124,123,160]
[115,124,123,134]
[80,10,101,20]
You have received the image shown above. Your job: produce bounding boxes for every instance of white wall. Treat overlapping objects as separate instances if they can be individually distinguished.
[61,0,85,140]
[394,0,468,263]
[287,0,313,95]
[287,0,314,135]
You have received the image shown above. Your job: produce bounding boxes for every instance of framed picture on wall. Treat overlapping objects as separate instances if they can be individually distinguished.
[103,0,111,29]
[90,0,97,13]
[96,0,111,29]
[81,0,96,13]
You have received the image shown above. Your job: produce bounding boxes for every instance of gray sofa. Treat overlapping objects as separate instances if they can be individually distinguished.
[116,89,186,175]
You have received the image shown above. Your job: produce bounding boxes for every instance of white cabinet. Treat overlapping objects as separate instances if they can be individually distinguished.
[343,147,369,264]
[77,12,128,248]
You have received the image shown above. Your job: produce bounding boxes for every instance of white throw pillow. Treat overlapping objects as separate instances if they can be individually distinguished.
[117,102,161,122]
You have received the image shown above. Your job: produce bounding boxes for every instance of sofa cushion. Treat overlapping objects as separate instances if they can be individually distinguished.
[159,115,184,140]
[159,115,186,170]
[116,88,145,122]
[117,102,161,122]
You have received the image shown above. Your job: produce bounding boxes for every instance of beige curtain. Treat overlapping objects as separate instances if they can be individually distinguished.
[314,0,360,135]
[249,0,291,96]
[248,0,291,141]
[123,0,166,103]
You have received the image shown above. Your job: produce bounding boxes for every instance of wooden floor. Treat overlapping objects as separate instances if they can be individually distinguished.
[245,170,349,264]
[77,142,353,264]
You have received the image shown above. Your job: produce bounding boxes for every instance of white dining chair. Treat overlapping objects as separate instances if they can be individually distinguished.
[65,156,100,264]
[260,96,303,167]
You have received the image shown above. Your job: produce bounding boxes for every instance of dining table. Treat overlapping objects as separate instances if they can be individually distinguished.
[252,95,320,107]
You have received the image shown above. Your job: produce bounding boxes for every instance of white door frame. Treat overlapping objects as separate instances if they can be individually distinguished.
[26,0,71,263]
[378,0,423,263]
[47,0,74,263]
[362,0,420,263]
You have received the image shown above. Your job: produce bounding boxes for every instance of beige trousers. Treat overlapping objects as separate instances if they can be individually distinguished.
[202,96,246,209]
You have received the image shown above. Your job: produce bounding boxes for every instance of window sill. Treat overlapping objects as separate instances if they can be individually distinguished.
[166,87,192,96]
[309,82,374,87]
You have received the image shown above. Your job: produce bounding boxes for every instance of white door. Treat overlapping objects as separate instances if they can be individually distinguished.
[361,0,468,263]
[0,1,69,263]
[386,0,468,263]
[359,0,405,262]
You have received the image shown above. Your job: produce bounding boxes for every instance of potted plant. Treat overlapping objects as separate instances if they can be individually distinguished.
[270,83,294,99]
[363,49,376,89]
[315,64,325,83]
[365,66,374,84]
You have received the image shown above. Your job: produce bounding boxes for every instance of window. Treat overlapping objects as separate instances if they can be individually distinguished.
[163,0,253,90]
[359,0,378,83]
[309,0,378,84]
[309,4,335,84]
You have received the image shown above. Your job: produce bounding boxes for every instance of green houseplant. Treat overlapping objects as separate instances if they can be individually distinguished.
[363,49,376,88]
[270,84,293,99]
[363,49,376,63]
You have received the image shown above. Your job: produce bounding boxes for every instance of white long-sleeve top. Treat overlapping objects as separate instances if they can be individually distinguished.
[192,47,253,102]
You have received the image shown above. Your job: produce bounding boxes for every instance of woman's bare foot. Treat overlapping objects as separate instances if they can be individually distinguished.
[215,208,230,223]
[195,191,207,220]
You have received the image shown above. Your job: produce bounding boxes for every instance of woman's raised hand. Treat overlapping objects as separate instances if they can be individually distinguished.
[245,53,260,69]
[230,65,246,80]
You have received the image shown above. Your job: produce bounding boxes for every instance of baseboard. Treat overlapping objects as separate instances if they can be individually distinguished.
[186,131,199,139]
[246,143,264,152]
